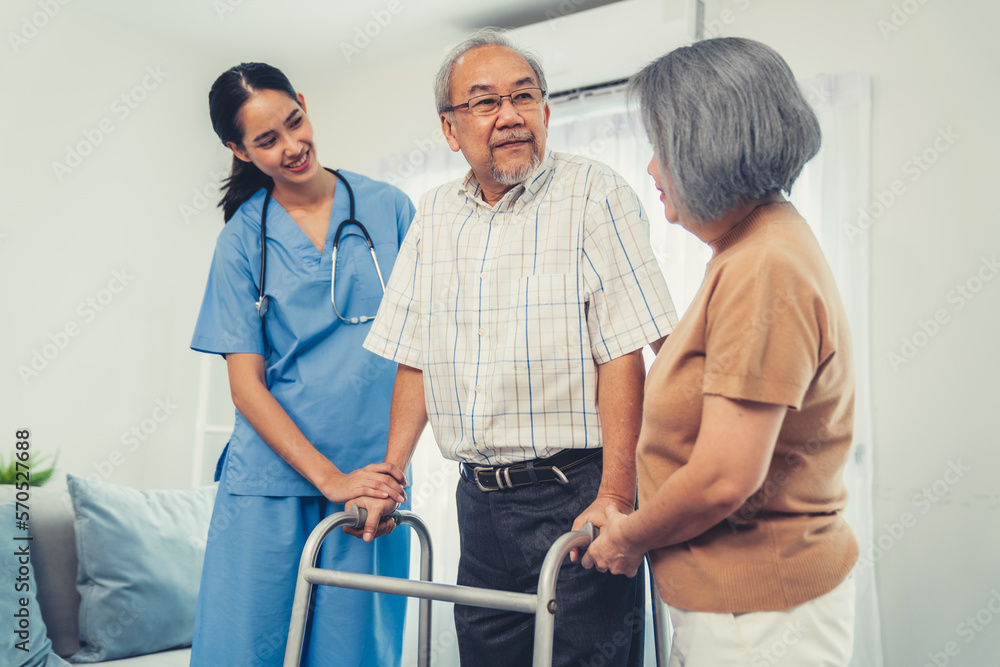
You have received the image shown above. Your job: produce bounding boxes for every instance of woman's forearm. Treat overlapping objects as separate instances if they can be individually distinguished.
[621,395,787,554]
[226,353,342,492]
[620,462,747,554]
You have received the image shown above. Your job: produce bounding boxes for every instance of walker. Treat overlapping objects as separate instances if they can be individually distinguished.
[283,506,669,666]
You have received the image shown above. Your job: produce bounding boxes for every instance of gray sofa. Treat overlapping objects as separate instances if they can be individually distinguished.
[3,484,191,665]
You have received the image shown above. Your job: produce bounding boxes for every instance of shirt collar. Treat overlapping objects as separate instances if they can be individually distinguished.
[457,151,556,212]
[709,202,799,256]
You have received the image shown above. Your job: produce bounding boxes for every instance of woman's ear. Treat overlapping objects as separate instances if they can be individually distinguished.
[296,92,307,114]
[227,141,251,163]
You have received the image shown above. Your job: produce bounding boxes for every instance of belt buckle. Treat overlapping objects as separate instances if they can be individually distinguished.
[472,466,499,492]
[549,465,570,485]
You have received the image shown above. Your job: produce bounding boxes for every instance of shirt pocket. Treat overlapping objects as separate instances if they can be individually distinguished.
[333,229,397,319]
[506,273,585,370]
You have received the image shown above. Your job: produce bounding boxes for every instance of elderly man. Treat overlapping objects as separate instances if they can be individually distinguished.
[353,29,677,666]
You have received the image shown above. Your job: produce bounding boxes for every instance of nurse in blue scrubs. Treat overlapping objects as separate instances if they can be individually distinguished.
[189,62,414,666]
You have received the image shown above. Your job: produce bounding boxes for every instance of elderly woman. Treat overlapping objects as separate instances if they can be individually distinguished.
[581,38,858,665]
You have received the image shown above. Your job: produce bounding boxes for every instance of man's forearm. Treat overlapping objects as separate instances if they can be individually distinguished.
[385,363,429,470]
[595,349,646,504]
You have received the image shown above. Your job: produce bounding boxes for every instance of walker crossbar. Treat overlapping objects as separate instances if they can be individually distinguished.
[283,506,667,667]
[302,569,539,614]
[283,506,436,667]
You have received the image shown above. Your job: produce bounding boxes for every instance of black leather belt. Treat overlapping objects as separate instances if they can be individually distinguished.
[460,448,601,492]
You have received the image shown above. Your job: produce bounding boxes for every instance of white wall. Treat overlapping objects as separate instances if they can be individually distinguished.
[2,7,229,491]
[4,1,996,665]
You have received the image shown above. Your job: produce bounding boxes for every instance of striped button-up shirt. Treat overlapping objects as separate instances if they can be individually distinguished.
[364,151,678,465]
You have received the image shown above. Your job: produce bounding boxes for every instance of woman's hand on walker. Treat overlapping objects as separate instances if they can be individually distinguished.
[569,492,632,563]
[320,462,408,505]
[579,504,644,577]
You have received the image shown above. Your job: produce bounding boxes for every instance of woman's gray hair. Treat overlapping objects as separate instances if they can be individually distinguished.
[435,28,548,114]
[630,37,821,224]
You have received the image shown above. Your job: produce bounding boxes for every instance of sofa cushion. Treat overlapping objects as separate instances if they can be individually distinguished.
[0,496,71,666]
[80,648,192,666]
[28,486,83,657]
[66,475,216,663]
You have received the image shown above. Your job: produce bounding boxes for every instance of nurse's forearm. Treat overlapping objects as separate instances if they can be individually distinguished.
[226,352,343,488]
[343,362,427,542]
[384,363,428,470]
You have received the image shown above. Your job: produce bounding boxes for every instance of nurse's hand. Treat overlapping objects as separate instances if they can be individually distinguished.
[321,462,408,505]
[343,496,400,542]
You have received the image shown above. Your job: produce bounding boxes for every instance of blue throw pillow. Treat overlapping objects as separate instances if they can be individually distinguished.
[65,475,216,662]
[0,500,70,666]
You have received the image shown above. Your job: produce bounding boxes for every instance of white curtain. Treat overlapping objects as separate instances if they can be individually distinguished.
[385,70,880,666]
[789,71,881,667]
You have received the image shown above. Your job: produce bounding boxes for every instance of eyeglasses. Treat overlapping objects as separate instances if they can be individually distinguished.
[443,87,547,116]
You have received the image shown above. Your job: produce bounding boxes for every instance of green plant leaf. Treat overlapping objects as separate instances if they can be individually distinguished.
[0,450,59,487]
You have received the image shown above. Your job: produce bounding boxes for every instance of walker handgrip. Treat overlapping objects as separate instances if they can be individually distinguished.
[347,504,400,530]
[579,521,599,544]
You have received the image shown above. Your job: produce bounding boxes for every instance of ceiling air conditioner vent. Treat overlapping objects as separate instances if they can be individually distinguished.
[508,0,703,93]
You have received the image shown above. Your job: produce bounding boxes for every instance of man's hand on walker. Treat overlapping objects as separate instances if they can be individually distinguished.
[579,504,643,577]
[343,496,400,542]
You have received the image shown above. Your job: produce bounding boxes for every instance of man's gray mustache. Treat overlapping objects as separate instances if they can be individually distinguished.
[490,133,536,149]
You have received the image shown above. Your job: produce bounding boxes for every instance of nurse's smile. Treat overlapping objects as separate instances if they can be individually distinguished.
[285,148,311,172]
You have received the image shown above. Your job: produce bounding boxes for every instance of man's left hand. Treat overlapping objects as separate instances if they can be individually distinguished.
[578,504,644,577]
[569,493,633,564]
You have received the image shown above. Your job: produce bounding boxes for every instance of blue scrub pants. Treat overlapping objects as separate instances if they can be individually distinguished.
[454,455,645,667]
[190,485,409,667]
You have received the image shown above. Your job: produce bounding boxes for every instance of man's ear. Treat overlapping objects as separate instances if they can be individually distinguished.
[440,113,462,153]
[227,141,251,163]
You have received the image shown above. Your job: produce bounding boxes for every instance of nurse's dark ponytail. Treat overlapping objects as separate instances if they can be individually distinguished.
[208,63,299,222]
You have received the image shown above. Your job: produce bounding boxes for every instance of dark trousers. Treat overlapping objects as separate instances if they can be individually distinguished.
[454,455,645,667]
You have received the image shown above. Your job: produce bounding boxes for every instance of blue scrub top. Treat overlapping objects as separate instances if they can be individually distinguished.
[191,170,415,496]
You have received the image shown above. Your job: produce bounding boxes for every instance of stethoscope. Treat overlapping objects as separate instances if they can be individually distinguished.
[255,167,386,324]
